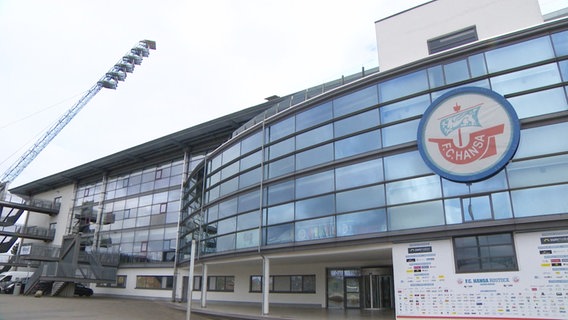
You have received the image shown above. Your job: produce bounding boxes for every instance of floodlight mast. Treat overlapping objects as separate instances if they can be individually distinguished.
[0,40,156,197]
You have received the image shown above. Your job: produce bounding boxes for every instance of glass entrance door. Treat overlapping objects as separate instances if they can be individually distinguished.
[362,273,394,309]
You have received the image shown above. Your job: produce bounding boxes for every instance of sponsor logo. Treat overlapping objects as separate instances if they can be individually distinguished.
[417,87,520,182]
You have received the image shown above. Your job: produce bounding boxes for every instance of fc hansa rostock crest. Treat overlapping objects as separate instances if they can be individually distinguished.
[417,87,520,183]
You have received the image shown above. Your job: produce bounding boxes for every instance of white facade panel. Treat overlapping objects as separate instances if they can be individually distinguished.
[375,0,543,71]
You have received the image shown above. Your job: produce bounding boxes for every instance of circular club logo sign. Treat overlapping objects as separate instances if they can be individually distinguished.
[417,87,520,183]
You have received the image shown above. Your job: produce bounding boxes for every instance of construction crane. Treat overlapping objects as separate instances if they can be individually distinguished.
[0,40,156,197]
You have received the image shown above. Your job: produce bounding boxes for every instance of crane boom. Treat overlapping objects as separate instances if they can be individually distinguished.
[0,40,156,193]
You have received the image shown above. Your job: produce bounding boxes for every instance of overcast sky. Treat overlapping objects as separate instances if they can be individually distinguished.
[0,0,566,189]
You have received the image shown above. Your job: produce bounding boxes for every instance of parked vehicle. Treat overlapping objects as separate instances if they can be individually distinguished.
[1,281,25,294]
[74,283,93,297]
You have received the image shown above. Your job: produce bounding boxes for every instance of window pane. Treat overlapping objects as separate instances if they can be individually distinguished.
[382,119,420,147]
[241,151,262,170]
[266,203,294,225]
[514,122,568,159]
[303,275,316,292]
[508,154,568,189]
[296,102,333,131]
[239,167,261,188]
[428,65,444,88]
[251,276,262,292]
[507,87,567,119]
[295,216,335,241]
[296,143,333,170]
[552,30,568,57]
[215,233,236,252]
[463,196,492,221]
[512,184,568,218]
[444,198,462,224]
[265,180,294,206]
[444,59,470,84]
[217,217,236,235]
[296,170,334,198]
[336,185,385,213]
[238,190,260,213]
[334,109,379,138]
[336,209,387,237]
[236,229,259,249]
[386,176,441,205]
[485,36,555,73]
[222,143,241,165]
[380,94,430,124]
[379,70,429,103]
[241,131,262,154]
[266,137,295,160]
[334,130,381,159]
[336,158,383,190]
[265,223,294,245]
[492,192,513,220]
[237,211,260,230]
[268,117,295,142]
[490,63,561,96]
[295,194,335,220]
[468,53,487,77]
[296,124,333,149]
[267,156,295,179]
[274,276,291,292]
[218,197,237,219]
[333,85,379,117]
[388,200,445,230]
[384,151,430,181]
[442,171,508,197]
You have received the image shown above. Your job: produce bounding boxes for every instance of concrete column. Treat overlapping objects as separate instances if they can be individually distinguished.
[262,256,270,315]
[200,264,208,308]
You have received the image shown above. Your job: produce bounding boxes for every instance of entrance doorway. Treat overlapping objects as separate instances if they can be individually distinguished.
[361,269,394,309]
[327,267,393,309]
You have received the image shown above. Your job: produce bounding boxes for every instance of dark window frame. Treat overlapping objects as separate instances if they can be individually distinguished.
[453,233,519,273]
[249,275,316,293]
[428,25,478,54]
[207,275,235,292]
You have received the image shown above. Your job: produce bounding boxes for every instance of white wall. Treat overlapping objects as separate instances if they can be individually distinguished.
[94,267,174,299]
[375,0,543,71]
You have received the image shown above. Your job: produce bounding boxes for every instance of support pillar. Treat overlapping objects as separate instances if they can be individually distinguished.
[262,256,270,315]
[201,263,208,308]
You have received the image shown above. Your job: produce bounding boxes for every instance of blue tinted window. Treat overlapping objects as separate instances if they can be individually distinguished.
[222,143,240,165]
[241,131,262,154]
[237,211,259,231]
[512,184,568,217]
[337,209,387,237]
[384,151,431,180]
[431,79,490,100]
[334,109,379,138]
[468,53,487,78]
[335,158,383,190]
[217,217,236,235]
[237,189,260,213]
[296,124,333,149]
[444,59,469,84]
[265,180,294,206]
[295,194,335,220]
[386,176,442,205]
[508,87,567,119]
[507,154,568,189]
[382,119,420,147]
[444,198,462,224]
[295,216,335,242]
[379,70,429,103]
[266,137,294,160]
[334,130,381,159]
[388,200,445,230]
[428,65,444,88]
[380,94,430,124]
[552,30,568,57]
[266,203,294,225]
[238,167,261,188]
[485,36,555,73]
[442,171,508,197]
[296,170,334,199]
[219,177,238,197]
[236,229,259,249]
[463,196,492,221]
[267,156,294,179]
[221,162,239,179]
[490,63,561,95]
[560,60,568,81]
[240,150,262,170]
[333,85,379,117]
[336,185,385,213]
[296,143,334,170]
[514,122,568,159]
[268,117,295,142]
[218,197,237,219]
[216,233,236,252]
[296,102,333,131]
[492,192,513,220]
[265,223,294,245]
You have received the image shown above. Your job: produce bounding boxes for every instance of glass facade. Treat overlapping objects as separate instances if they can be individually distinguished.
[179,27,568,261]
[72,158,190,264]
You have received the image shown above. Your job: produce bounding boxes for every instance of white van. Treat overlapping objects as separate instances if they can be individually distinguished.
[0,271,31,284]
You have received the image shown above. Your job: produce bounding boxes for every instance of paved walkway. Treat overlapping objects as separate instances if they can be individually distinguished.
[0,294,396,320]
[174,301,396,320]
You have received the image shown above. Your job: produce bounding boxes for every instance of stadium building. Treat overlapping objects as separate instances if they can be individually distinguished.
[3,0,568,319]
